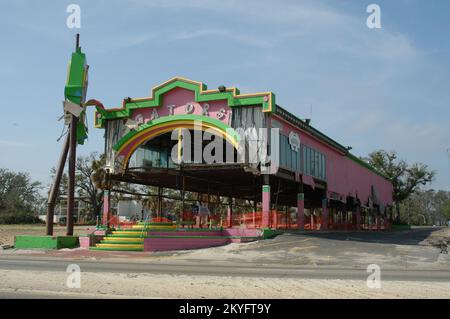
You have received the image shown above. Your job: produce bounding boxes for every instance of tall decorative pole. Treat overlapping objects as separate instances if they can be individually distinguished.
[46,34,88,235]
[64,34,89,236]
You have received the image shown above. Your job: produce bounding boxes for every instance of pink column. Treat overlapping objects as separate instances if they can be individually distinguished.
[227,206,232,228]
[273,210,278,229]
[252,210,256,228]
[355,206,361,230]
[262,185,271,228]
[297,193,305,230]
[321,198,329,230]
[102,190,110,227]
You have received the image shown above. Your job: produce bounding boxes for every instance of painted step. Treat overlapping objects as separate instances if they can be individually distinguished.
[131,225,176,230]
[102,237,144,243]
[90,246,143,252]
[147,231,223,237]
[94,243,143,250]
[137,222,174,226]
[111,231,146,236]
[101,240,144,245]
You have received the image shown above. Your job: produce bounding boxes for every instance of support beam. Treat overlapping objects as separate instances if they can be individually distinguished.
[297,193,305,230]
[227,196,233,228]
[321,197,329,230]
[102,190,111,227]
[46,133,70,235]
[355,205,361,230]
[262,185,271,228]
[66,115,78,236]
[252,202,256,228]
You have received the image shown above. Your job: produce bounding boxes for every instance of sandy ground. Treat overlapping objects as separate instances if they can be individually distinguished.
[0,269,449,299]
[1,226,449,298]
[0,225,94,246]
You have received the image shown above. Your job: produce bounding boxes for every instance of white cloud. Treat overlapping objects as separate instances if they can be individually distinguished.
[174,28,272,48]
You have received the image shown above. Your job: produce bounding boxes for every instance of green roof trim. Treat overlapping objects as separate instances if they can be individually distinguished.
[95,77,275,128]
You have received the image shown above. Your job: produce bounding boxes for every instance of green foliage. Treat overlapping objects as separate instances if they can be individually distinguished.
[75,152,105,221]
[365,150,435,222]
[400,189,450,225]
[51,152,107,223]
[0,168,43,224]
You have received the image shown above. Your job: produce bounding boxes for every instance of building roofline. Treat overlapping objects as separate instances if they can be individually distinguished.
[274,104,389,181]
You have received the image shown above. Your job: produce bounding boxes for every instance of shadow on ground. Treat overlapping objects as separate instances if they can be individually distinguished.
[282,227,447,246]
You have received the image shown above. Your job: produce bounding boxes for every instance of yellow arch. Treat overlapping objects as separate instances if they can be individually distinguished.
[115,116,240,170]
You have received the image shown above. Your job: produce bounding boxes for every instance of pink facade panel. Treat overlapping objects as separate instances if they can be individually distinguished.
[130,87,232,125]
[270,115,393,206]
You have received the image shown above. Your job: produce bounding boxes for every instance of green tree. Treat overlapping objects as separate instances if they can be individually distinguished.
[366,150,435,223]
[0,168,42,223]
[75,152,106,222]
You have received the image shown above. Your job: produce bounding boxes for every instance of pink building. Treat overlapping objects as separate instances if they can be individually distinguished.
[95,77,393,231]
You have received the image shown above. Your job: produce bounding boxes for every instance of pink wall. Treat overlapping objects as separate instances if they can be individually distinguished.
[79,235,104,248]
[270,114,393,206]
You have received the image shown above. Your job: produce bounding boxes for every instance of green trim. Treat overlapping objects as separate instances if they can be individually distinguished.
[64,48,87,105]
[262,185,271,193]
[297,193,305,201]
[65,47,89,145]
[113,114,241,152]
[95,78,275,128]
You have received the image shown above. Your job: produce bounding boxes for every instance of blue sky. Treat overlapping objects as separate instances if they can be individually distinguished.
[0,0,449,191]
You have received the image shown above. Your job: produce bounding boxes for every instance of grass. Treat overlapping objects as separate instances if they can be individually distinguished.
[0,224,95,246]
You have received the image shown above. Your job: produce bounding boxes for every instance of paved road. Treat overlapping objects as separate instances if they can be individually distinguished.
[0,255,449,282]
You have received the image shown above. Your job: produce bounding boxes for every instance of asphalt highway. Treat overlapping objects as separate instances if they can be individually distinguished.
[0,255,449,282]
